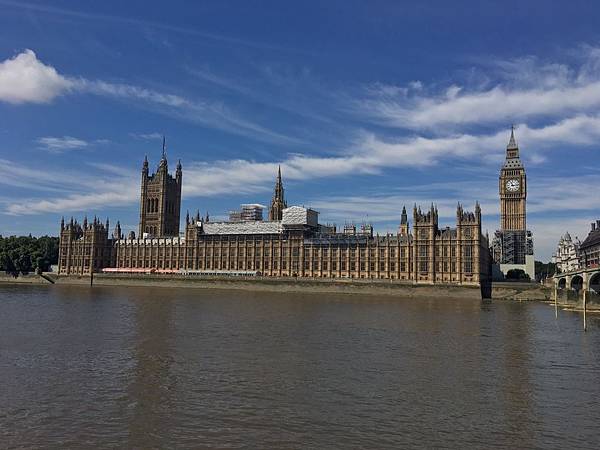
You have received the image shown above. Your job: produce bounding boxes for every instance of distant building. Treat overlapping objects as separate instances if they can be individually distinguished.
[580,220,600,269]
[552,232,581,273]
[228,210,242,222]
[58,150,491,286]
[229,204,265,222]
[491,128,535,279]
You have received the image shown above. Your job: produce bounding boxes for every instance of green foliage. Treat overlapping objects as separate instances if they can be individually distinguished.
[535,260,557,280]
[0,235,59,276]
[506,268,530,281]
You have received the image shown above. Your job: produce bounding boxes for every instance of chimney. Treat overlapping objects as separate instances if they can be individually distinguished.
[596,219,600,229]
[593,222,597,231]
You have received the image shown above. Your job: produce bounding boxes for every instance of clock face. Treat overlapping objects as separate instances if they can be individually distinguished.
[506,179,520,192]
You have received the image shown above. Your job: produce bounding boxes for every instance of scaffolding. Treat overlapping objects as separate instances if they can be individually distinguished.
[492,229,534,264]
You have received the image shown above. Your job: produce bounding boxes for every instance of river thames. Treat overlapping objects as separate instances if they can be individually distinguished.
[1,284,599,449]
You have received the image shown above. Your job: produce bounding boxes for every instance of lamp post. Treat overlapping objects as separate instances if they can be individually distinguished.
[554,284,558,319]
[583,289,587,332]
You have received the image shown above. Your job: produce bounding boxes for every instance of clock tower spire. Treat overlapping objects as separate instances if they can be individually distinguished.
[499,126,526,231]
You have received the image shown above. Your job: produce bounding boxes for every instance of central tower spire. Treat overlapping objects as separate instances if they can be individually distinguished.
[269,165,287,221]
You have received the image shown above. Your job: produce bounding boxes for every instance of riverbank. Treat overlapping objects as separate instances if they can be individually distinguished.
[1,273,484,299]
[2,273,597,308]
[491,281,600,312]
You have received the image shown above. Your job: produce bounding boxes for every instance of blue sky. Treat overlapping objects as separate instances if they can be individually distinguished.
[1,0,599,261]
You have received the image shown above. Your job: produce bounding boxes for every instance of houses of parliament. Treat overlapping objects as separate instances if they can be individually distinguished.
[58,140,496,286]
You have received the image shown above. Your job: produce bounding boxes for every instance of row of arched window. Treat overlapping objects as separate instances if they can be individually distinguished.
[147,198,159,213]
[146,198,177,214]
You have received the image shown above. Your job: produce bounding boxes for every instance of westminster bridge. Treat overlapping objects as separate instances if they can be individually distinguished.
[553,267,600,302]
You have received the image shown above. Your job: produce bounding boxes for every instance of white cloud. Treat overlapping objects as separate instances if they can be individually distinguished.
[0,160,136,215]
[0,49,73,104]
[357,49,600,130]
[6,190,137,216]
[37,136,89,153]
[130,132,163,140]
[0,50,297,144]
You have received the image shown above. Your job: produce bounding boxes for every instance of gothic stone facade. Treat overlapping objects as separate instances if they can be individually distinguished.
[552,232,581,274]
[138,144,182,238]
[59,155,491,286]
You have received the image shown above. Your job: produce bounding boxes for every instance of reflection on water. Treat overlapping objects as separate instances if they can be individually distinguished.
[128,294,175,448]
[0,284,599,449]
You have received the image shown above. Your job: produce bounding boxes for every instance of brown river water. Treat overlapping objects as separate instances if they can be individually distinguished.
[1,284,599,449]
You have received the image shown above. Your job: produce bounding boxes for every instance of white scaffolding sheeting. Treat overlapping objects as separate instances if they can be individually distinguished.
[282,206,318,227]
[201,220,282,235]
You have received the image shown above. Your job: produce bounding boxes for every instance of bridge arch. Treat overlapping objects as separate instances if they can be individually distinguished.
[571,275,584,292]
[590,272,600,294]
[557,278,566,289]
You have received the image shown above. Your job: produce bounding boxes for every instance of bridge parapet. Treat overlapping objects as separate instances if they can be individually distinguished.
[552,267,600,294]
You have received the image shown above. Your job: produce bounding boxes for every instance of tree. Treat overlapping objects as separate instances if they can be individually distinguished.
[15,254,32,275]
[506,268,530,281]
[0,235,59,277]
[535,260,557,281]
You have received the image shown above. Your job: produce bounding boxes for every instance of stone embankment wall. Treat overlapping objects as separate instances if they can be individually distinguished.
[6,274,589,304]
[1,273,484,299]
[491,282,552,301]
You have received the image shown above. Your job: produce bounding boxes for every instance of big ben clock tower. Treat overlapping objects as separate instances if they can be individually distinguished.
[492,127,534,277]
[499,127,526,231]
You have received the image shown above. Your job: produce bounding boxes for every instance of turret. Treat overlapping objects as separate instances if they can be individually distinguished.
[399,206,409,236]
[60,216,65,231]
[113,220,122,240]
[414,203,438,226]
[176,159,182,181]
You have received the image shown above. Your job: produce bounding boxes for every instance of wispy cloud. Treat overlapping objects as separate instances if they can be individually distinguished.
[129,132,163,141]
[1,160,136,214]
[0,49,299,145]
[37,136,89,153]
[355,48,600,131]
[6,116,600,216]
[0,0,298,54]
